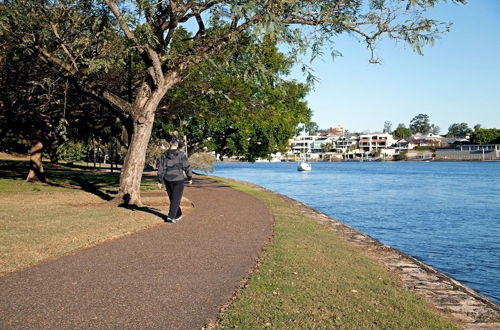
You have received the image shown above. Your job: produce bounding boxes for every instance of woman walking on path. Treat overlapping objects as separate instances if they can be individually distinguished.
[157,138,193,223]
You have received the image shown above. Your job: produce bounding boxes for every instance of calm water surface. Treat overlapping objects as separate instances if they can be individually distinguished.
[213,161,500,303]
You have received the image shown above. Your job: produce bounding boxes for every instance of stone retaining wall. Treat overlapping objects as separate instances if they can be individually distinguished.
[436,150,499,161]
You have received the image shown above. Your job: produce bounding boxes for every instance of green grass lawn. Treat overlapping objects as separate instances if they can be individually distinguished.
[213,177,458,329]
[0,158,166,276]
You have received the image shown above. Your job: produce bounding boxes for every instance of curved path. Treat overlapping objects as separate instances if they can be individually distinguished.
[0,179,273,329]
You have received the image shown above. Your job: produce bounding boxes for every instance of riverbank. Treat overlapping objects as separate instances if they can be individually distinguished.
[209,177,500,329]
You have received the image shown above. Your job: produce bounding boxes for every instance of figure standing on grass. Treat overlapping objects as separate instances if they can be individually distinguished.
[157,138,193,223]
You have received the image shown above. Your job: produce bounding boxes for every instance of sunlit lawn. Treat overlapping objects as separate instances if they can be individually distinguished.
[0,158,166,276]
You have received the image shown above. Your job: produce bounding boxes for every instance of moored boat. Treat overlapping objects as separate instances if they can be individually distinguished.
[297,161,311,171]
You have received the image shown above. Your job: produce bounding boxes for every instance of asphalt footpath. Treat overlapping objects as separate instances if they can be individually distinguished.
[0,179,273,329]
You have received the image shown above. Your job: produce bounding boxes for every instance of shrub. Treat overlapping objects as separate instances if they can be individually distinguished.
[146,140,168,169]
[57,141,86,164]
[413,146,432,151]
[189,152,216,172]
[397,151,408,161]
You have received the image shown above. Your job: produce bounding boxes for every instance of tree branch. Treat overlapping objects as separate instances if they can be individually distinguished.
[173,13,263,71]
[105,0,164,90]
[50,23,79,71]
[178,1,221,23]
[35,45,134,116]
[35,46,78,76]
[194,13,206,41]
[104,0,139,45]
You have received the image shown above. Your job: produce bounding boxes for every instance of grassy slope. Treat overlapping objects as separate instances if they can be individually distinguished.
[213,177,457,329]
[0,159,163,276]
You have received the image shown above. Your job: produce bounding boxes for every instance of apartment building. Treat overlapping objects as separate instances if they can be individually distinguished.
[310,137,333,153]
[291,135,317,154]
[332,136,358,153]
[358,133,395,152]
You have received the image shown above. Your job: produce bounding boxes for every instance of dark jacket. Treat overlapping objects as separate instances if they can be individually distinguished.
[157,149,192,183]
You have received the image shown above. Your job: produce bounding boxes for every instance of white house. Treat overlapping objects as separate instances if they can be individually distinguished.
[358,133,396,152]
[290,135,318,154]
[393,139,414,152]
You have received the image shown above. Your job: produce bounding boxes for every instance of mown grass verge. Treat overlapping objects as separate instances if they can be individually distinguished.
[211,177,458,329]
[0,158,165,276]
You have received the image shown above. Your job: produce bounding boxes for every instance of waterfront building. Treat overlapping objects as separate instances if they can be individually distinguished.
[393,139,415,153]
[310,137,334,153]
[333,136,358,154]
[290,135,318,154]
[358,133,396,152]
[309,135,358,154]
[447,137,470,145]
[410,133,448,148]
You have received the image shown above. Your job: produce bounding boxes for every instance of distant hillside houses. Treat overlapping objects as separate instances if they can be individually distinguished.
[287,130,500,161]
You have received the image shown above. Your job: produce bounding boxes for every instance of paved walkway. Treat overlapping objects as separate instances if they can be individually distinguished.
[0,179,273,329]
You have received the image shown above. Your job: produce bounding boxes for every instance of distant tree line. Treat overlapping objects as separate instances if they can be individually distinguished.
[314,113,499,145]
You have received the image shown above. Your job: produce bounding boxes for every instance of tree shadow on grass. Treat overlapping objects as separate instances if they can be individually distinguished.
[119,193,166,220]
[0,159,117,200]
[69,175,114,201]
[1,159,167,220]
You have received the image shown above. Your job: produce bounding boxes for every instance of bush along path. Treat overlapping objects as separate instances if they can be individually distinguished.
[0,179,273,329]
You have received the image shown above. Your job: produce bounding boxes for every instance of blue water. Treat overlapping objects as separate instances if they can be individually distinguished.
[212,161,500,303]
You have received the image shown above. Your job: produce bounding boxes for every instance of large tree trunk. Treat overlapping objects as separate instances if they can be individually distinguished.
[26,140,47,183]
[113,109,156,206]
[111,72,179,206]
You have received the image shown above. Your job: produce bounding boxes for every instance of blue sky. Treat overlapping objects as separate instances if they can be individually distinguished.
[289,0,500,133]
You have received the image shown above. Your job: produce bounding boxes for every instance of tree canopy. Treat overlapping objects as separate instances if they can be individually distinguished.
[393,124,412,139]
[304,122,320,136]
[470,128,500,145]
[447,122,471,138]
[153,35,312,160]
[383,121,393,133]
[409,113,439,135]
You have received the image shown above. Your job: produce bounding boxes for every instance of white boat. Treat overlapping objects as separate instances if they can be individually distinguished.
[297,161,311,171]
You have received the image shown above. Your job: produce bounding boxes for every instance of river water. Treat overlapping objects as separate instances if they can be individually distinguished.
[212,161,500,303]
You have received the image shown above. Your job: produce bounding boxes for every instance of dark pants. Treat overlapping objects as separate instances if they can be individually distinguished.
[164,180,184,219]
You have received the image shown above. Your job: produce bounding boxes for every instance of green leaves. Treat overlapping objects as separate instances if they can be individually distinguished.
[393,125,412,140]
[470,129,500,145]
[56,141,87,163]
[409,113,432,134]
[447,123,472,138]
[152,35,311,161]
